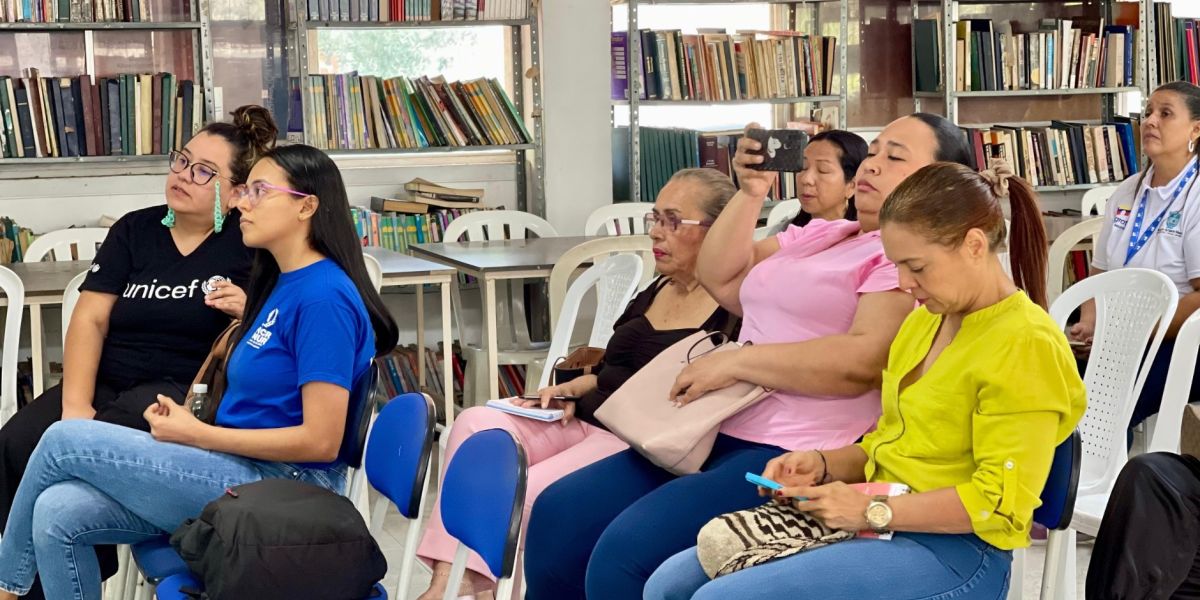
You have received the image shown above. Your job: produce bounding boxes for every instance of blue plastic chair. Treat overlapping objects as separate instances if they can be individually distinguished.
[131,365,379,593]
[1007,430,1082,600]
[440,428,529,600]
[156,572,388,599]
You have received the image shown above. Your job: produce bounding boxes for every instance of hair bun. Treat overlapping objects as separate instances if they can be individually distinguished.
[229,105,278,154]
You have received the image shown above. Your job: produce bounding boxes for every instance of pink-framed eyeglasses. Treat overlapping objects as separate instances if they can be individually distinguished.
[233,181,310,209]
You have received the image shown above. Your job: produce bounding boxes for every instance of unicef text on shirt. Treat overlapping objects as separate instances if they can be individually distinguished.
[121,275,227,300]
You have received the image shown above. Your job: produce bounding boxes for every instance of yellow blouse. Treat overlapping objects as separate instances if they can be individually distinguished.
[858,292,1086,550]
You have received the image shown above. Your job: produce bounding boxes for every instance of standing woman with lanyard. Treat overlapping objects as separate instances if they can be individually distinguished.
[1070,81,1200,433]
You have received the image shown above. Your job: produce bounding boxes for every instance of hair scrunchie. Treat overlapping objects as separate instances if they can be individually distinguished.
[979,159,1016,198]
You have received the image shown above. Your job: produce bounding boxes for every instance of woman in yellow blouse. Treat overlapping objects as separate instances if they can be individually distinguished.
[644,162,1086,599]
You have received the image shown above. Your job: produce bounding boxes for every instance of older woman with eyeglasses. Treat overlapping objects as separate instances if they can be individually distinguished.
[412,168,741,600]
[0,106,274,600]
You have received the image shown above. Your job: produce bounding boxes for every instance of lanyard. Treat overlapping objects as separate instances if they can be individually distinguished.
[1125,159,1200,266]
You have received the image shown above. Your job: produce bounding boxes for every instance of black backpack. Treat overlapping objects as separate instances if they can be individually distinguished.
[170,478,388,600]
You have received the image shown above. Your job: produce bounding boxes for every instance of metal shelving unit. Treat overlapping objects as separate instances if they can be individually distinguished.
[616,0,849,203]
[290,4,545,215]
[0,0,217,168]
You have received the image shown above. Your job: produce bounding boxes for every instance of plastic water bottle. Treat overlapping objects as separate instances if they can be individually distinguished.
[190,384,209,420]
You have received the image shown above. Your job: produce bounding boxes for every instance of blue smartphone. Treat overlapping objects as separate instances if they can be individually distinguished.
[745,472,783,491]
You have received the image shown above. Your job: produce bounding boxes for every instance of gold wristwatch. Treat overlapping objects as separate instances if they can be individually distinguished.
[865,495,893,533]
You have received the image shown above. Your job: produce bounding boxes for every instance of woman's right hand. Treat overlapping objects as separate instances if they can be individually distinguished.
[512,382,581,424]
[760,450,825,498]
[733,123,781,200]
[1068,317,1095,346]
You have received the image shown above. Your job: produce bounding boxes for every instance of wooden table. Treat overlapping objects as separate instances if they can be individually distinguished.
[410,236,600,400]
[3,260,92,397]
[363,247,458,429]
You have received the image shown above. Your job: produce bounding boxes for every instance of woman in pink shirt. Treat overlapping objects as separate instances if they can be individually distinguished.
[523,114,976,600]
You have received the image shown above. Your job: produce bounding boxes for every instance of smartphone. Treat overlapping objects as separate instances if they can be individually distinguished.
[1068,339,1088,347]
[746,128,808,172]
[745,472,783,491]
[519,394,581,401]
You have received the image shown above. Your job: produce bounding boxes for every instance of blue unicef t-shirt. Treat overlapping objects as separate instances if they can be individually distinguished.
[216,259,374,434]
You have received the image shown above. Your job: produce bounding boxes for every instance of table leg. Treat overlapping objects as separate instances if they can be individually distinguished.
[416,283,426,390]
[484,277,499,401]
[441,281,454,430]
[30,305,43,397]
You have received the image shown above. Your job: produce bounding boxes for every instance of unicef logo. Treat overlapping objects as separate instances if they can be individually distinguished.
[89,264,100,273]
[201,275,228,295]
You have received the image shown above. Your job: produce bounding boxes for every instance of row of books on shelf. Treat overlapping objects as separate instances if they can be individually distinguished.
[1,0,165,23]
[613,125,798,203]
[914,18,1136,93]
[494,364,527,399]
[1060,249,1093,291]
[1153,2,1200,86]
[0,70,202,159]
[304,0,526,22]
[961,120,1139,189]
[376,345,464,407]
[0,218,34,263]
[611,29,838,102]
[298,73,529,151]
[352,205,482,253]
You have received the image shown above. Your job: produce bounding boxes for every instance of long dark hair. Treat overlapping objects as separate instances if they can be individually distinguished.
[911,112,974,168]
[791,129,867,226]
[237,145,399,356]
[881,161,1048,308]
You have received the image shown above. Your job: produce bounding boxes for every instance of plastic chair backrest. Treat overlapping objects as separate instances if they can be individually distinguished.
[443,210,557,242]
[363,252,383,292]
[0,267,22,425]
[1149,309,1200,453]
[336,364,380,469]
[61,270,88,346]
[1034,430,1082,530]
[765,199,801,229]
[365,393,436,519]
[24,228,109,262]
[585,202,653,236]
[539,254,644,389]
[1046,218,1103,305]
[441,428,528,580]
[1081,185,1118,217]
[548,236,654,328]
[1049,268,1177,497]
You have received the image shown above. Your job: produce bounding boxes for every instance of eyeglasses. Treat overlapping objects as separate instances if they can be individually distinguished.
[232,181,311,209]
[168,150,225,186]
[643,212,714,232]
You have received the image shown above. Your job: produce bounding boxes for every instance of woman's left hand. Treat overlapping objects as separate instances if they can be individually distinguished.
[669,348,742,406]
[205,281,246,318]
[143,395,205,445]
[790,481,872,530]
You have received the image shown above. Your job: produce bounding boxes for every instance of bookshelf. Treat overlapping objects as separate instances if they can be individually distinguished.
[289,1,545,214]
[614,0,849,203]
[0,0,216,166]
[910,0,1152,192]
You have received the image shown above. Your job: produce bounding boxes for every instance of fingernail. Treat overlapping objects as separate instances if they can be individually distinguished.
[774,490,783,497]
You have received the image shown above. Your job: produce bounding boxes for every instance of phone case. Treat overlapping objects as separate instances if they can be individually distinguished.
[747,128,808,172]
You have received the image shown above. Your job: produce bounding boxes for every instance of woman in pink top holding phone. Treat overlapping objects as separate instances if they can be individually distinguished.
[524,114,976,600]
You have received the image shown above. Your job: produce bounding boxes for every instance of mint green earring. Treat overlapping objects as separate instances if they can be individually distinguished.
[161,208,176,228]
[213,180,224,233]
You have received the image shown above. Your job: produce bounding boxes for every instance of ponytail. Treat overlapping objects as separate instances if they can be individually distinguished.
[1004,176,1049,308]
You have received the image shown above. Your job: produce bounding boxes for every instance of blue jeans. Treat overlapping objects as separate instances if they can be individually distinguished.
[645,532,1012,600]
[0,420,347,600]
[524,434,786,600]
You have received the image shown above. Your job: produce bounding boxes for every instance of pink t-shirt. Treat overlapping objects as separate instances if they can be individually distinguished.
[719,219,900,450]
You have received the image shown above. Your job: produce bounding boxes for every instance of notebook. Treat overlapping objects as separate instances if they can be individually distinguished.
[486,398,564,422]
[852,482,911,541]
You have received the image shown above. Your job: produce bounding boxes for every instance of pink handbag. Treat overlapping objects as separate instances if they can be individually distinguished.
[595,331,772,475]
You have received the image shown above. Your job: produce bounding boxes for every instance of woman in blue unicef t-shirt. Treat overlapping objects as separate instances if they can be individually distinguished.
[0,145,400,600]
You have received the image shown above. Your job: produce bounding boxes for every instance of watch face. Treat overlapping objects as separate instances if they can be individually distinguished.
[867,502,891,527]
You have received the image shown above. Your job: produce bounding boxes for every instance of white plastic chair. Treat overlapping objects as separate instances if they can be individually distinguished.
[1040,268,1178,599]
[61,271,88,346]
[753,199,801,241]
[24,228,108,262]
[0,267,23,426]
[1046,218,1103,305]
[443,211,558,405]
[584,202,653,236]
[1149,309,1200,454]
[1081,184,1119,217]
[363,252,383,292]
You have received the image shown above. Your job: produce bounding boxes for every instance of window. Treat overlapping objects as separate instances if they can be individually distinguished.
[313,27,507,85]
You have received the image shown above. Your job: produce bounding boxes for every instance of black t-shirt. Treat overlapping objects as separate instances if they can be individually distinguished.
[575,276,741,428]
[81,205,254,387]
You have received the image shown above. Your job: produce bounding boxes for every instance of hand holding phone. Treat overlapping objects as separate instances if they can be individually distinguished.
[745,128,808,172]
[745,472,782,491]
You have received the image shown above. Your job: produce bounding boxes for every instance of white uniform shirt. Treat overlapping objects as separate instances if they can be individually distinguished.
[1093,157,1200,296]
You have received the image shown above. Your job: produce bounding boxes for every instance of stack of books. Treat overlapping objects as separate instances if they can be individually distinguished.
[0,0,174,22]
[914,18,1136,93]
[611,29,838,101]
[0,69,203,159]
[304,0,527,22]
[299,74,529,151]
[960,119,1140,188]
[1153,2,1200,86]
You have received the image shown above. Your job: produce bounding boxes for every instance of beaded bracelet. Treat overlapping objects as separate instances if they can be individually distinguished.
[813,449,830,484]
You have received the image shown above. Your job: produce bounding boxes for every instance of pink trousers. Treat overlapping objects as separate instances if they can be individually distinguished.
[415,405,628,584]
